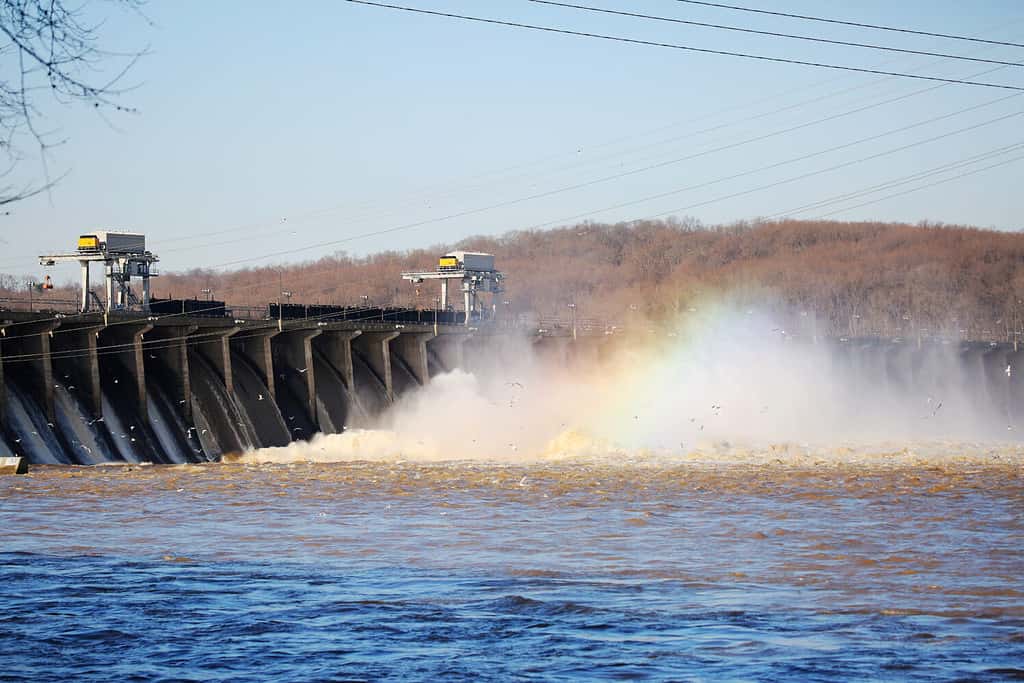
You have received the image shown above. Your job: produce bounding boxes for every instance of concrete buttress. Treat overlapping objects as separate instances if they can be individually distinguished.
[352,331,399,403]
[392,331,435,386]
[233,329,279,400]
[145,325,198,419]
[2,319,60,421]
[273,329,322,429]
[51,323,104,419]
[98,322,153,421]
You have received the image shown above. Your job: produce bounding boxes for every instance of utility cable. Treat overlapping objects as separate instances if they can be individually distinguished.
[119,22,1013,257]
[668,0,1024,50]
[766,142,1024,219]
[342,0,1024,91]
[634,110,1024,222]
[207,74,1017,270]
[812,154,1024,220]
[528,0,1024,68]
[159,63,1011,260]
[522,93,1024,229]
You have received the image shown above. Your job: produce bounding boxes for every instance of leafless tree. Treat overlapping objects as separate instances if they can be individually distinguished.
[0,0,146,205]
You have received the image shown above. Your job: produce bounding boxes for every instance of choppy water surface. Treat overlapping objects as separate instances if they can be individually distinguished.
[1,446,1022,681]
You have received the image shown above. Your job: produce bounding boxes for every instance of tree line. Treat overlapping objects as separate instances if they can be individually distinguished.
[6,218,1024,340]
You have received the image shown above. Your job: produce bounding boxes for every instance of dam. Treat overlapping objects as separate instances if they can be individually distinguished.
[2,231,1023,464]
[1,299,1023,465]
[0,298,624,464]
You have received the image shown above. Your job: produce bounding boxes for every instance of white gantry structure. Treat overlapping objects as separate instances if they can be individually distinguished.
[401,251,504,326]
[39,231,158,313]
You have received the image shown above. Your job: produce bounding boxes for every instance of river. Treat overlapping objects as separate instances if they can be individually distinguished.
[1,443,1021,681]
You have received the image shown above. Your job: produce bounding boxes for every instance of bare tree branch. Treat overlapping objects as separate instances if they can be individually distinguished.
[0,0,145,205]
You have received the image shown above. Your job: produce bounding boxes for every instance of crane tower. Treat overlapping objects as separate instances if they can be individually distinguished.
[39,231,158,313]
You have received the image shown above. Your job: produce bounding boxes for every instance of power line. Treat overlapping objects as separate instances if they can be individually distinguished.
[126,19,1017,263]
[342,0,1024,91]
[617,110,1024,224]
[769,143,1024,219]
[209,72,1017,270]
[813,154,1024,219]
[524,94,1024,229]
[528,0,1024,68]
[669,0,1024,50]
[8,13,1012,275]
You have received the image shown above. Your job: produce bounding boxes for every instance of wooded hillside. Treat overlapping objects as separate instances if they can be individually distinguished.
[8,219,1024,338]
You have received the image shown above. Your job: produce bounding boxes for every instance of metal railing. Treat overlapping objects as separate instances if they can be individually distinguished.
[4,295,1013,343]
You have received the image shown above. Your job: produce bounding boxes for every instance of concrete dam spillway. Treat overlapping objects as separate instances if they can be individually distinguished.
[1,306,1023,465]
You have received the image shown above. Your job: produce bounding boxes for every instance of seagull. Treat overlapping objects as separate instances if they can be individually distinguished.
[297,367,308,374]
[178,399,186,404]
[257,394,264,401]
[113,378,119,384]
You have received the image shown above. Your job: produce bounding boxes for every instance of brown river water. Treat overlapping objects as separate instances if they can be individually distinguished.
[1,442,1022,681]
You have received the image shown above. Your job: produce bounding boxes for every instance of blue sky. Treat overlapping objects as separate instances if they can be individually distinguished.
[2,0,1022,283]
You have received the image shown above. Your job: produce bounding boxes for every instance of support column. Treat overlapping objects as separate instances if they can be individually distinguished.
[273,329,322,427]
[3,320,60,421]
[440,279,449,309]
[0,324,6,428]
[80,261,90,313]
[99,322,153,420]
[104,262,115,312]
[52,323,104,419]
[233,329,280,399]
[314,329,361,391]
[532,335,571,368]
[142,275,152,313]
[428,333,468,373]
[352,331,399,402]
[391,331,435,386]
[146,325,198,419]
[192,327,240,394]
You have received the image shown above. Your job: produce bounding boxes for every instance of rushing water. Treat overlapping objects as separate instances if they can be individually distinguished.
[1,446,1022,681]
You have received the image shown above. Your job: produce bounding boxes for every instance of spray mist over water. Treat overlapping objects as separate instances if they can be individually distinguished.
[240,307,1023,466]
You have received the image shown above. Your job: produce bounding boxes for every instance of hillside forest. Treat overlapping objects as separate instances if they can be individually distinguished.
[4,219,1024,340]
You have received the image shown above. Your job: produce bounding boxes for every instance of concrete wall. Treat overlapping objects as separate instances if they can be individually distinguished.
[2,308,1021,464]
